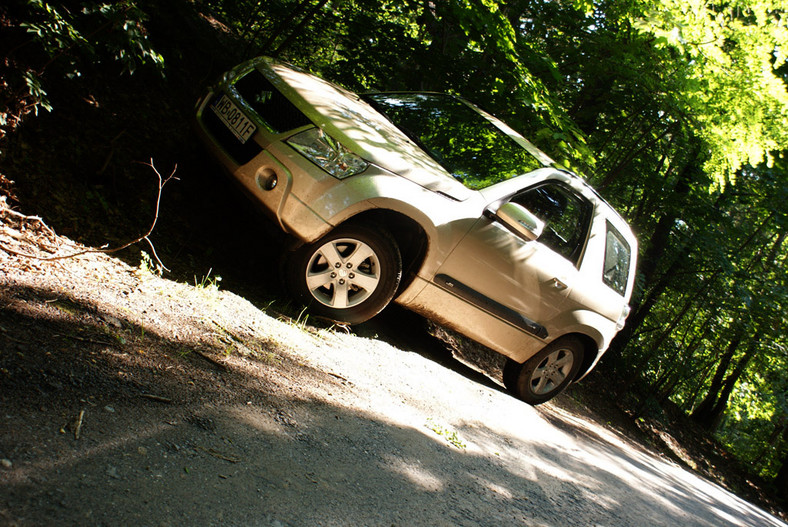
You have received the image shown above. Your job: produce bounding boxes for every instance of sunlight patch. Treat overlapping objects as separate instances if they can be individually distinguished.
[229,405,292,438]
[386,458,444,492]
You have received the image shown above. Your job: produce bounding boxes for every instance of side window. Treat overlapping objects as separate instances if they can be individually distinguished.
[603,222,631,296]
[511,184,591,265]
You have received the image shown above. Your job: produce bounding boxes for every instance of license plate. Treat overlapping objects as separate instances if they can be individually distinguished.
[210,94,257,144]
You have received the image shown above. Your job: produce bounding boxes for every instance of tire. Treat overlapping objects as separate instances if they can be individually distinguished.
[502,358,522,393]
[285,223,402,325]
[509,337,585,405]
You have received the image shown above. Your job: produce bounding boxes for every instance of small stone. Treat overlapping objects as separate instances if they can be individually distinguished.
[104,406,115,413]
[104,316,123,328]
[1,459,12,469]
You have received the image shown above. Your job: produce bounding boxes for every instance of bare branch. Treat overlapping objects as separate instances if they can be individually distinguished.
[0,158,177,270]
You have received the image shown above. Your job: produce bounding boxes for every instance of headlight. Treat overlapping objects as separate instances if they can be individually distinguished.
[286,127,368,179]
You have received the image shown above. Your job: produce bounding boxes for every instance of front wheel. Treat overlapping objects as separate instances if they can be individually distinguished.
[285,224,402,325]
[505,336,585,405]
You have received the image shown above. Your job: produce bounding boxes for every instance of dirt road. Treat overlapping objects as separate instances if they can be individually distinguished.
[0,211,785,527]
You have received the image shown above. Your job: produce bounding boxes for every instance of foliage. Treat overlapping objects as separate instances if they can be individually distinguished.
[138,250,163,278]
[720,370,788,478]
[1,0,164,142]
[194,268,223,292]
[632,0,788,186]
[204,0,594,167]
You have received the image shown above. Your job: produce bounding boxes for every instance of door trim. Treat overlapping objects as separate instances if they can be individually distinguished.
[434,274,549,339]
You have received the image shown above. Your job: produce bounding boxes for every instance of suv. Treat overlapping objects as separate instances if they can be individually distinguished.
[195,57,638,404]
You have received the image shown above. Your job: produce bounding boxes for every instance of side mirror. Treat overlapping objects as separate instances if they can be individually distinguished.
[488,202,545,241]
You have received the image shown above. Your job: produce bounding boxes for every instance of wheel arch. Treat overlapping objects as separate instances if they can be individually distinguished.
[512,332,600,382]
[561,332,600,381]
[334,209,429,293]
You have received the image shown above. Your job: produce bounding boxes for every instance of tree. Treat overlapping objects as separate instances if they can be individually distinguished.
[1,0,164,144]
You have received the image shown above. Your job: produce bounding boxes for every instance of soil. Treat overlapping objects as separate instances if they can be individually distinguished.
[1,2,787,525]
[1,199,787,527]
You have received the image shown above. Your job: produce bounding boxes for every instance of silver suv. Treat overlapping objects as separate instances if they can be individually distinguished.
[195,57,638,404]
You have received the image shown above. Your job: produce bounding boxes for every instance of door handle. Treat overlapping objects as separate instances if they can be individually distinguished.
[551,277,568,290]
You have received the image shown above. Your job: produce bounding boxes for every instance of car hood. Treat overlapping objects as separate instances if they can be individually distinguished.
[257,58,474,201]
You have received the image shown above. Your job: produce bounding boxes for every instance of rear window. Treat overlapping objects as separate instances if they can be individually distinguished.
[603,222,631,296]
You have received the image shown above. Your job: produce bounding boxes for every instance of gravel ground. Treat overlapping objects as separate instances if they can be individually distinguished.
[1,206,786,527]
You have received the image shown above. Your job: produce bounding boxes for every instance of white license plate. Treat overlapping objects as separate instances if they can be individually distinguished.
[211,94,257,144]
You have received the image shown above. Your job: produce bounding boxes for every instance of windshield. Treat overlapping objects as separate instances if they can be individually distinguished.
[363,93,547,190]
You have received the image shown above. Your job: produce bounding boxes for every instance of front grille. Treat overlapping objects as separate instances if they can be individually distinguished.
[234,69,312,133]
[202,94,263,165]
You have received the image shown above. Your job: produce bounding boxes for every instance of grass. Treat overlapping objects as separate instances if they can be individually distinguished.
[194,268,222,292]
[138,250,163,277]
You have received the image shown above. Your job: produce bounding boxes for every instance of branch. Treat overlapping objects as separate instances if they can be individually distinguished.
[0,158,177,270]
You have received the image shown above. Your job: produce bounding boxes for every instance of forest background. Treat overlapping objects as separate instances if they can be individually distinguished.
[2,0,787,507]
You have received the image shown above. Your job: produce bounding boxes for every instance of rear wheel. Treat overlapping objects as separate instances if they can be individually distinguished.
[506,337,585,405]
[285,224,401,325]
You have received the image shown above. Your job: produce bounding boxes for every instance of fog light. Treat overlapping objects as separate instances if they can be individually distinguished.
[257,168,278,191]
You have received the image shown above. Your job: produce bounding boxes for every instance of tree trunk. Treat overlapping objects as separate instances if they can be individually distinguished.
[608,245,686,359]
[753,416,788,465]
[620,268,718,392]
[598,124,673,190]
[691,334,740,422]
[606,160,695,361]
[258,0,313,54]
[269,0,330,58]
[691,332,757,431]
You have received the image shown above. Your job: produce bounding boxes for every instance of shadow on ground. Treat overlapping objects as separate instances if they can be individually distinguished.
[1,275,781,526]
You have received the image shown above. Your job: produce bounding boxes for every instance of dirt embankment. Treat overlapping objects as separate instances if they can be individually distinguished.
[1,202,785,527]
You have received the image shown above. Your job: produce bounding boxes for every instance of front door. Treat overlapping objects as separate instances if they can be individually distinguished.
[433,181,593,340]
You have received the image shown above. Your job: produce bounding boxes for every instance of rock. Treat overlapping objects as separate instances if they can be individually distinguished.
[103,316,123,328]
